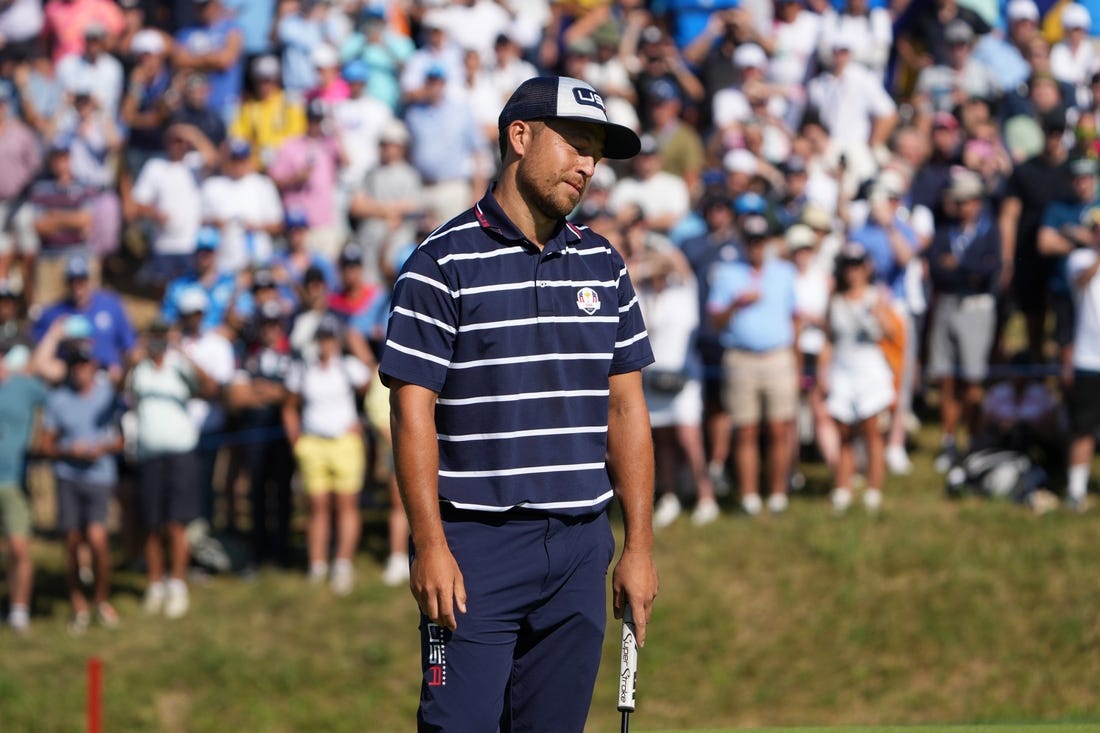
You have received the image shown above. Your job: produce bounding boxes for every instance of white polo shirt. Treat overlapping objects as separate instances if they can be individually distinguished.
[285,354,370,438]
[1069,248,1100,372]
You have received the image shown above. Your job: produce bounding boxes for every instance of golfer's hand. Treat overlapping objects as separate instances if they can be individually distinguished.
[411,544,467,631]
[612,549,659,647]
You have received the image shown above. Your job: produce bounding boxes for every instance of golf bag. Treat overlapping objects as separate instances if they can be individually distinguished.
[944,448,1047,504]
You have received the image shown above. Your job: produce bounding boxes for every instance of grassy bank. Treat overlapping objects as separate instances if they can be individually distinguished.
[2,428,1099,732]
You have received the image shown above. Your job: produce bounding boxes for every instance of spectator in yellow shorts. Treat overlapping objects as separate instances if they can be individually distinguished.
[282,314,371,595]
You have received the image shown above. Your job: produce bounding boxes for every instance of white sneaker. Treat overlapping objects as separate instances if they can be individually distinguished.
[766,493,789,514]
[863,488,883,515]
[382,554,410,587]
[164,580,190,619]
[885,445,913,476]
[143,581,166,615]
[331,561,355,597]
[653,494,682,528]
[308,562,328,584]
[741,493,763,516]
[8,606,29,636]
[691,499,720,526]
[831,487,853,515]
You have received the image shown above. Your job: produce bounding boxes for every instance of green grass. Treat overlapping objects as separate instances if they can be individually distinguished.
[3,424,1100,732]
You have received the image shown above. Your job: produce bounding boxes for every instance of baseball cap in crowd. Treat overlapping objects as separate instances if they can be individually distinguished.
[196,226,220,251]
[1039,108,1067,132]
[944,19,975,45]
[783,155,807,175]
[872,169,907,199]
[131,29,165,56]
[637,134,659,156]
[49,135,73,155]
[786,224,816,253]
[66,255,91,281]
[498,76,642,159]
[801,204,832,232]
[303,265,327,285]
[734,191,767,216]
[178,288,209,316]
[700,192,733,213]
[946,169,985,201]
[227,138,251,158]
[360,4,386,20]
[343,59,368,84]
[84,23,108,40]
[723,148,758,175]
[932,111,960,131]
[1007,0,1040,22]
[311,44,339,69]
[1069,157,1098,177]
[252,268,277,291]
[257,299,283,324]
[830,35,854,52]
[1062,3,1092,30]
[640,25,664,46]
[253,55,280,80]
[0,278,16,299]
[285,208,309,229]
[146,320,170,355]
[339,243,364,267]
[421,11,447,31]
[65,339,95,365]
[741,215,770,240]
[315,313,343,338]
[379,118,410,145]
[836,242,869,266]
[306,98,327,119]
[733,43,767,69]
[566,37,596,57]
[647,79,679,104]
[425,63,447,81]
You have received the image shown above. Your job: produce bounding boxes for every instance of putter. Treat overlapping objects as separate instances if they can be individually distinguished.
[618,604,638,733]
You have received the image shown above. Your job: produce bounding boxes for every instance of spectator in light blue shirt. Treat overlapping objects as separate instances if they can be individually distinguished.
[162,228,239,330]
[278,1,325,97]
[849,180,919,302]
[404,66,488,223]
[224,0,276,56]
[706,216,799,517]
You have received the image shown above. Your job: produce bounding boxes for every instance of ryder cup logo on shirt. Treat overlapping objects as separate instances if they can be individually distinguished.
[576,287,601,315]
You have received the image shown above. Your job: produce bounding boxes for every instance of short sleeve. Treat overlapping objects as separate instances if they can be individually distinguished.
[284,359,303,395]
[1068,248,1097,286]
[609,247,654,375]
[131,160,158,206]
[343,356,371,388]
[378,248,459,392]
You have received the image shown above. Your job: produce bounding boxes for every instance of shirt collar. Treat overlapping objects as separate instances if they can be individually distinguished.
[474,186,584,252]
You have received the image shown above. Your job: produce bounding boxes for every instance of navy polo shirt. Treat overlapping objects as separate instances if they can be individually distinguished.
[380,189,654,516]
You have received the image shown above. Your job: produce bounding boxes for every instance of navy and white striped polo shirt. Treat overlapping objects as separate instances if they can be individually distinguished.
[379,189,654,516]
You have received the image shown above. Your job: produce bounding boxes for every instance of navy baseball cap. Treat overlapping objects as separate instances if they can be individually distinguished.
[66,255,91,281]
[227,138,251,158]
[498,76,641,159]
[285,209,309,229]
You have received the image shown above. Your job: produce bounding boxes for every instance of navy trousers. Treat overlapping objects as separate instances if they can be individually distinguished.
[416,507,615,733]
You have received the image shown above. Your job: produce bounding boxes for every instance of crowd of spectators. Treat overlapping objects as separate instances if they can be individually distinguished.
[2,0,1100,634]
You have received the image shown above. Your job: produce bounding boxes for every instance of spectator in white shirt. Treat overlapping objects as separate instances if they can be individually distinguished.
[806,35,897,183]
[201,139,284,273]
[818,0,892,75]
[282,314,370,595]
[57,24,124,119]
[131,123,218,288]
[607,134,690,233]
[332,60,394,189]
[1050,4,1097,97]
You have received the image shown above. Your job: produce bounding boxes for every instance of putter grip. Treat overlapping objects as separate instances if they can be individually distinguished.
[618,605,637,713]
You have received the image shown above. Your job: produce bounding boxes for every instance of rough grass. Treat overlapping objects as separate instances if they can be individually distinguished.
[3,425,1100,733]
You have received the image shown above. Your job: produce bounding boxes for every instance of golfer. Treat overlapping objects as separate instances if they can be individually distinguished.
[380,76,659,732]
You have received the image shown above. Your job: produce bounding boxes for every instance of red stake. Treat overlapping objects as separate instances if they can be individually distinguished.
[87,657,102,733]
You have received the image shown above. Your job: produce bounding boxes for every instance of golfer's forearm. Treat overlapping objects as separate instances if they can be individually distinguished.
[607,380,655,553]
[391,389,447,550]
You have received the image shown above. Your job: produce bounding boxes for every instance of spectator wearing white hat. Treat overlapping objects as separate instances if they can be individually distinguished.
[120,29,173,177]
[349,119,423,283]
[306,44,349,104]
[711,43,788,137]
[927,169,1001,473]
[1051,4,1097,94]
[399,10,463,105]
[971,0,1040,92]
[277,0,327,98]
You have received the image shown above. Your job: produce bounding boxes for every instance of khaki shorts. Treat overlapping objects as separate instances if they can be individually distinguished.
[294,432,365,495]
[0,482,32,538]
[364,375,391,446]
[722,348,799,426]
